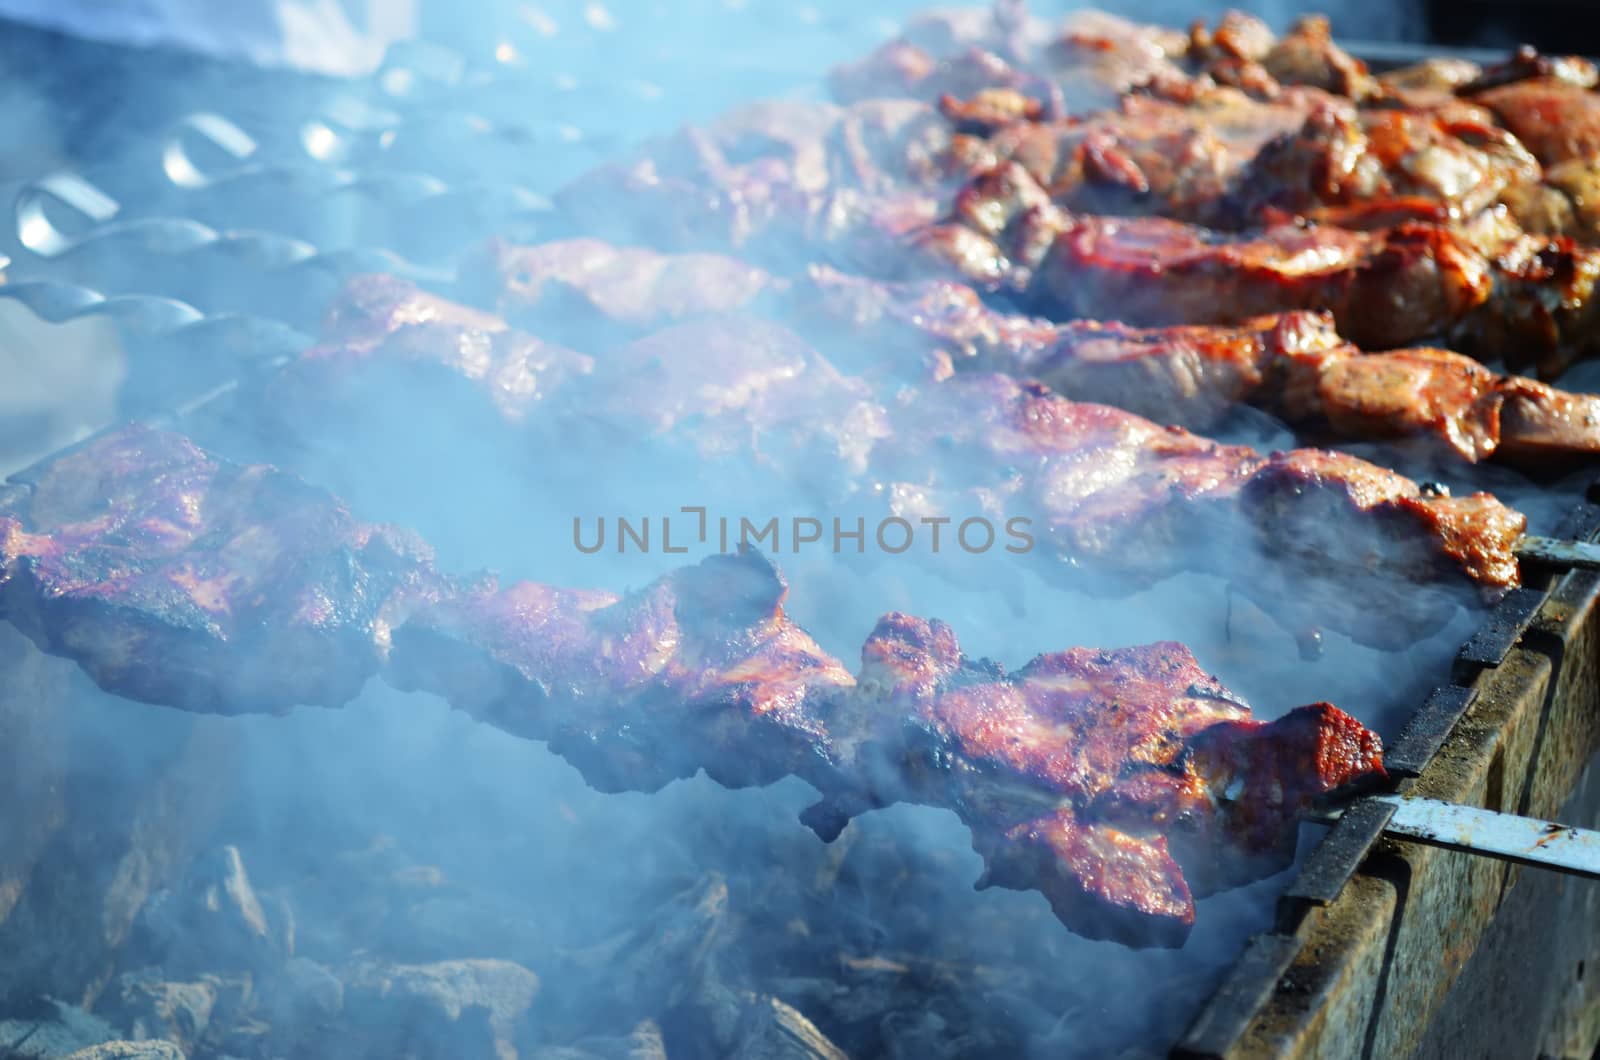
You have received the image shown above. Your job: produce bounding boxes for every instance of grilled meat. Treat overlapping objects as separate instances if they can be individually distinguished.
[805,270,1600,464]
[869,373,1525,647]
[1248,15,1378,101]
[283,275,1529,649]
[934,80,1592,241]
[828,7,1188,113]
[307,271,596,423]
[1469,76,1600,168]
[287,273,888,509]
[0,427,1388,947]
[390,555,1386,947]
[940,85,1333,228]
[0,426,442,714]
[553,98,959,271]
[918,167,1600,377]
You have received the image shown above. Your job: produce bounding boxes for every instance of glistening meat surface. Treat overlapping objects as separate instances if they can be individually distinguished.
[916,173,1600,377]
[270,275,1530,650]
[801,270,1600,466]
[0,426,1387,947]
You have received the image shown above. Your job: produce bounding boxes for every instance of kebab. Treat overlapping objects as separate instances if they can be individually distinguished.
[452,237,1600,468]
[250,274,1533,653]
[799,266,1600,466]
[0,423,1388,947]
[916,163,1600,378]
[552,96,962,271]
[935,83,1592,239]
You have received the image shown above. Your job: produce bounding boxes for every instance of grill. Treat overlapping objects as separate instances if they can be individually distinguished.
[5,8,1600,1059]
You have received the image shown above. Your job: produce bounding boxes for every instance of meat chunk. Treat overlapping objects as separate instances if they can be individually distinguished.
[0,427,1407,946]
[0,426,442,713]
[284,277,1530,649]
[827,6,1188,114]
[917,168,1600,376]
[388,549,853,794]
[807,619,1384,944]
[1470,76,1600,168]
[554,99,957,270]
[867,374,1525,647]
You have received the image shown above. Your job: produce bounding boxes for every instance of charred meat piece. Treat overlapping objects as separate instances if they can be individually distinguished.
[918,170,1600,376]
[0,425,442,713]
[868,374,1526,648]
[1229,105,1544,230]
[566,314,891,495]
[388,549,853,795]
[293,276,1529,649]
[969,306,1600,465]
[805,268,1600,464]
[305,271,596,424]
[1461,46,1599,96]
[941,86,1328,228]
[934,86,1581,239]
[1468,77,1600,170]
[275,276,888,514]
[810,618,1383,946]
[2,425,1386,946]
[1253,15,1378,100]
[391,558,1385,947]
[827,7,1188,114]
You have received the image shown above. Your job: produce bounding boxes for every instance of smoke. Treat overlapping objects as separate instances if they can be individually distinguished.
[2,1,1585,1058]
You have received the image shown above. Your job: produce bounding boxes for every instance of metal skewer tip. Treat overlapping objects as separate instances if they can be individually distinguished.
[1515,535,1600,572]
[1314,794,1600,881]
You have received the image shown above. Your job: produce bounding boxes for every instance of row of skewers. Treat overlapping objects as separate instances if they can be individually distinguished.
[9,5,1600,944]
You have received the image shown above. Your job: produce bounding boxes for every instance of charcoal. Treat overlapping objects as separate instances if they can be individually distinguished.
[97,972,217,1054]
[0,675,236,1006]
[61,1044,186,1060]
[340,958,540,1060]
[394,894,547,965]
[666,953,848,1060]
[132,846,286,977]
[556,1020,669,1060]
[261,957,344,1023]
[555,874,728,1026]
[0,999,117,1058]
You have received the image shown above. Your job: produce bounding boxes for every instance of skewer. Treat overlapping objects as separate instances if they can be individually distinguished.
[1309,794,1600,881]
[1515,535,1600,572]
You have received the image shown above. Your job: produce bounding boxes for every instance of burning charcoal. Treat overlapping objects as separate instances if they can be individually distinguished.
[253,958,345,1057]
[340,958,540,1060]
[0,999,118,1058]
[60,1044,185,1060]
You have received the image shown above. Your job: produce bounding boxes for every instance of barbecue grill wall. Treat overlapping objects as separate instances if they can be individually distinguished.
[1191,558,1600,1057]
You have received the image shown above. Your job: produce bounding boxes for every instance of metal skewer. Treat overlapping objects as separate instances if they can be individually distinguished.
[1514,535,1600,572]
[1308,793,1600,880]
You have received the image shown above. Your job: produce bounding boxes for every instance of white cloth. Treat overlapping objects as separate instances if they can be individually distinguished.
[0,0,417,77]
